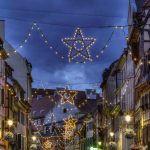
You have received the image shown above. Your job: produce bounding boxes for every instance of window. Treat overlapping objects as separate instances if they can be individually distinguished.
[20,91,24,100]
[8,91,13,109]
[0,89,4,105]
[18,111,20,123]
[37,119,41,125]
[46,126,50,134]
[141,92,150,111]
[43,126,47,134]
[143,125,149,146]
[21,112,25,125]
[17,134,21,150]
[14,111,18,122]
[37,95,43,100]
[26,116,28,127]
[17,134,26,150]
[22,136,25,150]
[0,39,3,48]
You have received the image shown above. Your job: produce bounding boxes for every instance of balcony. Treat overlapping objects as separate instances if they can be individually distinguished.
[143,110,150,122]
[135,101,141,111]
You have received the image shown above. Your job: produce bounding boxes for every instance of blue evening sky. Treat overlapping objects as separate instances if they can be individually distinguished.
[0,0,129,91]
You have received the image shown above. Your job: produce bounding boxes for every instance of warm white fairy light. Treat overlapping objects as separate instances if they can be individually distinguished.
[8,22,131,63]
[62,28,96,62]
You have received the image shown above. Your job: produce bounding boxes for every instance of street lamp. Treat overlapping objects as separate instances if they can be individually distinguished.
[32,136,37,142]
[98,141,102,146]
[90,147,97,150]
[125,115,131,123]
[110,132,114,137]
[7,119,13,127]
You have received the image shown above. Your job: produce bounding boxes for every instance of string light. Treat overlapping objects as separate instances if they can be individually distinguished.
[62,28,96,62]
[6,22,126,63]
[94,29,115,59]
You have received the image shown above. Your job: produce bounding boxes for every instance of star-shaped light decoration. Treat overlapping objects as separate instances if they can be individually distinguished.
[57,89,78,105]
[64,115,77,129]
[64,129,74,140]
[62,28,96,62]
[43,140,52,149]
[63,115,77,139]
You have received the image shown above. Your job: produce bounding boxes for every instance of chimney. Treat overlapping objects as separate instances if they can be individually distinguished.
[0,20,5,40]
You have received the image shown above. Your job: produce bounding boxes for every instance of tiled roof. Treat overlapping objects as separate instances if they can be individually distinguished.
[31,96,55,119]
[32,89,100,121]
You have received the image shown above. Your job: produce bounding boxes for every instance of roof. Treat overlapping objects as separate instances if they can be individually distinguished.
[31,96,55,119]
[31,89,100,121]
[100,59,118,88]
[32,88,55,97]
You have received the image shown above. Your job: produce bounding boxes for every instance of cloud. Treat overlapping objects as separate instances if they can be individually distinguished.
[1,0,128,91]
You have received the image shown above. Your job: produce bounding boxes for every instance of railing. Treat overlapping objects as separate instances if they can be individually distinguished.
[143,110,150,122]
[135,101,141,110]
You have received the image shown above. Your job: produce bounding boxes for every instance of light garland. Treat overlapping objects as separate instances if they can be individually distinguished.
[31,111,89,147]
[94,29,115,60]
[6,22,127,64]
[62,28,96,62]
[9,22,66,60]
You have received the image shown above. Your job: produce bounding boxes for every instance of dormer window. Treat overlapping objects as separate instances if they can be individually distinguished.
[40,109,45,114]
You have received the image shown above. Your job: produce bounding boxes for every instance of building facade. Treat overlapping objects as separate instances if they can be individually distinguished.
[128,0,150,149]
[0,20,32,150]
[31,88,100,150]
[99,1,150,149]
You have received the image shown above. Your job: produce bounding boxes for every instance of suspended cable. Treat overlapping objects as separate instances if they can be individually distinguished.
[0,7,128,18]
[0,14,142,29]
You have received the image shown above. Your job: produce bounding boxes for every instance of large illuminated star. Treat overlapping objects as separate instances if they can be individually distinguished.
[62,28,96,62]
[64,130,73,140]
[64,115,77,129]
[57,89,77,105]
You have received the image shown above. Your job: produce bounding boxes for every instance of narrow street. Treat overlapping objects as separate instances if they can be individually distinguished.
[0,0,150,150]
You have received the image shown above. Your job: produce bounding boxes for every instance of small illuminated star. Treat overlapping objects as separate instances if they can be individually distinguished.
[57,89,77,105]
[43,140,52,149]
[63,115,77,139]
[64,129,73,140]
[62,28,96,62]
[64,115,77,129]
